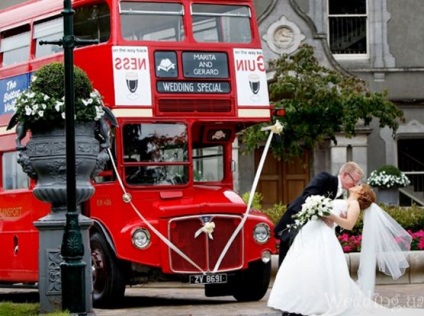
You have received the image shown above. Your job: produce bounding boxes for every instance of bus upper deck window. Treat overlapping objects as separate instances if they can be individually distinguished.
[191,4,252,43]
[0,27,30,67]
[120,2,185,41]
[34,18,63,59]
[74,3,111,43]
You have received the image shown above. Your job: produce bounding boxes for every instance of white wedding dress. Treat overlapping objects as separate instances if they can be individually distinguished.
[267,199,422,315]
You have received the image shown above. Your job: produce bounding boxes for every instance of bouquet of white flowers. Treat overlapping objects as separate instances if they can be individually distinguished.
[287,195,333,232]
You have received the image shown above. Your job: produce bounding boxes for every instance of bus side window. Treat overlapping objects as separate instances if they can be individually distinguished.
[34,18,63,59]
[0,26,31,67]
[75,3,111,43]
[2,152,29,190]
[94,132,116,183]
[94,158,115,183]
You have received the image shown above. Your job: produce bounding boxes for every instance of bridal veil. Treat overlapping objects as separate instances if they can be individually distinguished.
[357,203,412,297]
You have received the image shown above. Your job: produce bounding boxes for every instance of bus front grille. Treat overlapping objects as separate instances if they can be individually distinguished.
[168,214,243,273]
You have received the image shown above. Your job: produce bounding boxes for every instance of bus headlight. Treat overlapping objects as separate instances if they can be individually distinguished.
[132,228,151,249]
[253,223,271,244]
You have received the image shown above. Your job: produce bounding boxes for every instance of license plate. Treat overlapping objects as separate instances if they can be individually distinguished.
[189,273,228,284]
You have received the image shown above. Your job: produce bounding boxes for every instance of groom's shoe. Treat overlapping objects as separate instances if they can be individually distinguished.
[282,313,306,316]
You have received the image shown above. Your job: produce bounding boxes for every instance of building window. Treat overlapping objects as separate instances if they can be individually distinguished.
[328,0,367,56]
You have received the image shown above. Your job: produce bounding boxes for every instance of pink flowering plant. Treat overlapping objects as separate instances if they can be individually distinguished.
[409,230,424,250]
[338,230,424,253]
[337,233,362,252]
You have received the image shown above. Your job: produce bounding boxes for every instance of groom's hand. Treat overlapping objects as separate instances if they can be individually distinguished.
[322,217,334,227]
[337,211,347,232]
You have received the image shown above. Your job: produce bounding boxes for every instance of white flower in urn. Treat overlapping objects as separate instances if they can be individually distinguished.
[194,221,216,239]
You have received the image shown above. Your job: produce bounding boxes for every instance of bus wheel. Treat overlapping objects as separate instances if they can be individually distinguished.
[232,260,271,302]
[90,232,126,307]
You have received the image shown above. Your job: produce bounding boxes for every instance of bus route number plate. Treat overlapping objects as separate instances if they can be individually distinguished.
[189,273,227,284]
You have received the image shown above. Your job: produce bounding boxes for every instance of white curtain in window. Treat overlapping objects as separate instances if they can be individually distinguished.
[34,18,63,39]
[0,31,30,52]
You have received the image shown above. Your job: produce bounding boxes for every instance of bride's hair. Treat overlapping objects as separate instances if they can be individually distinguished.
[358,184,376,210]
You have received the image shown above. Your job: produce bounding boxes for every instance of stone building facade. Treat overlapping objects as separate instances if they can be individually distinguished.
[249,0,424,206]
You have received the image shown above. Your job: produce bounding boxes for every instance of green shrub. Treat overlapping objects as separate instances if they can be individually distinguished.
[263,203,286,225]
[31,62,92,99]
[241,191,263,210]
[13,62,104,130]
[347,204,424,234]
[378,204,424,232]
[242,193,286,226]
[261,200,424,234]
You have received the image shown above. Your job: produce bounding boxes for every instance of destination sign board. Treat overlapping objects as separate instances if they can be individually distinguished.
[157,81,230,94]
[182,52,228,78]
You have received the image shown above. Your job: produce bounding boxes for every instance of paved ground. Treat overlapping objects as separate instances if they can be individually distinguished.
[2,282,422,316]
[91,283,424,316]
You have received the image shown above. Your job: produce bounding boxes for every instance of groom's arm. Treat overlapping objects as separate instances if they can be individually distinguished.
[301,172,338,199]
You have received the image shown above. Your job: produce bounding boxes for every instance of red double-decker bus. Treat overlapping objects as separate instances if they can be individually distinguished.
[0,0,275,306]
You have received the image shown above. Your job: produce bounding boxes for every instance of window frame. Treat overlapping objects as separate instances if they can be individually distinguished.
[191,4,252,43]
[0,27,31,66]
[327,0,369,60]
[2,151,29,191]
[119,1,185,42]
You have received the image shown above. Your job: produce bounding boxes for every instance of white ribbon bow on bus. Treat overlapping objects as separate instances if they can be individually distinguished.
[194,221,216,240]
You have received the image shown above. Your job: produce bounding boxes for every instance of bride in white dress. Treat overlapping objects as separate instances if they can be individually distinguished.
[268,184,422,315]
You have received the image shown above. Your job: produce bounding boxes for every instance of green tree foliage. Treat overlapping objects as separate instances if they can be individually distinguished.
[242,44,405,160]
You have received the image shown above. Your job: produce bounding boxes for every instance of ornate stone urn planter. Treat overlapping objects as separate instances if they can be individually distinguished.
[8,62,113,209]
[376,187,399,205]
[18,121,106,212]
[367,165,411,206]
[7,62,115,313]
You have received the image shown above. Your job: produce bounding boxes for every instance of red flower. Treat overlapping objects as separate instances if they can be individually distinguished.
[339,233,349,242]
[343,246,352,252]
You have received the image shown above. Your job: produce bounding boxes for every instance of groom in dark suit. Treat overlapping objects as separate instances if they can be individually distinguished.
[274,161,364,266]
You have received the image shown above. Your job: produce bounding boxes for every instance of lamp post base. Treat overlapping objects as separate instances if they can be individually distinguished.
[34,212,93,314]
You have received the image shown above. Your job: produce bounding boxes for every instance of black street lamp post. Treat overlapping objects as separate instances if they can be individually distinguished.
[40,0,98,313]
